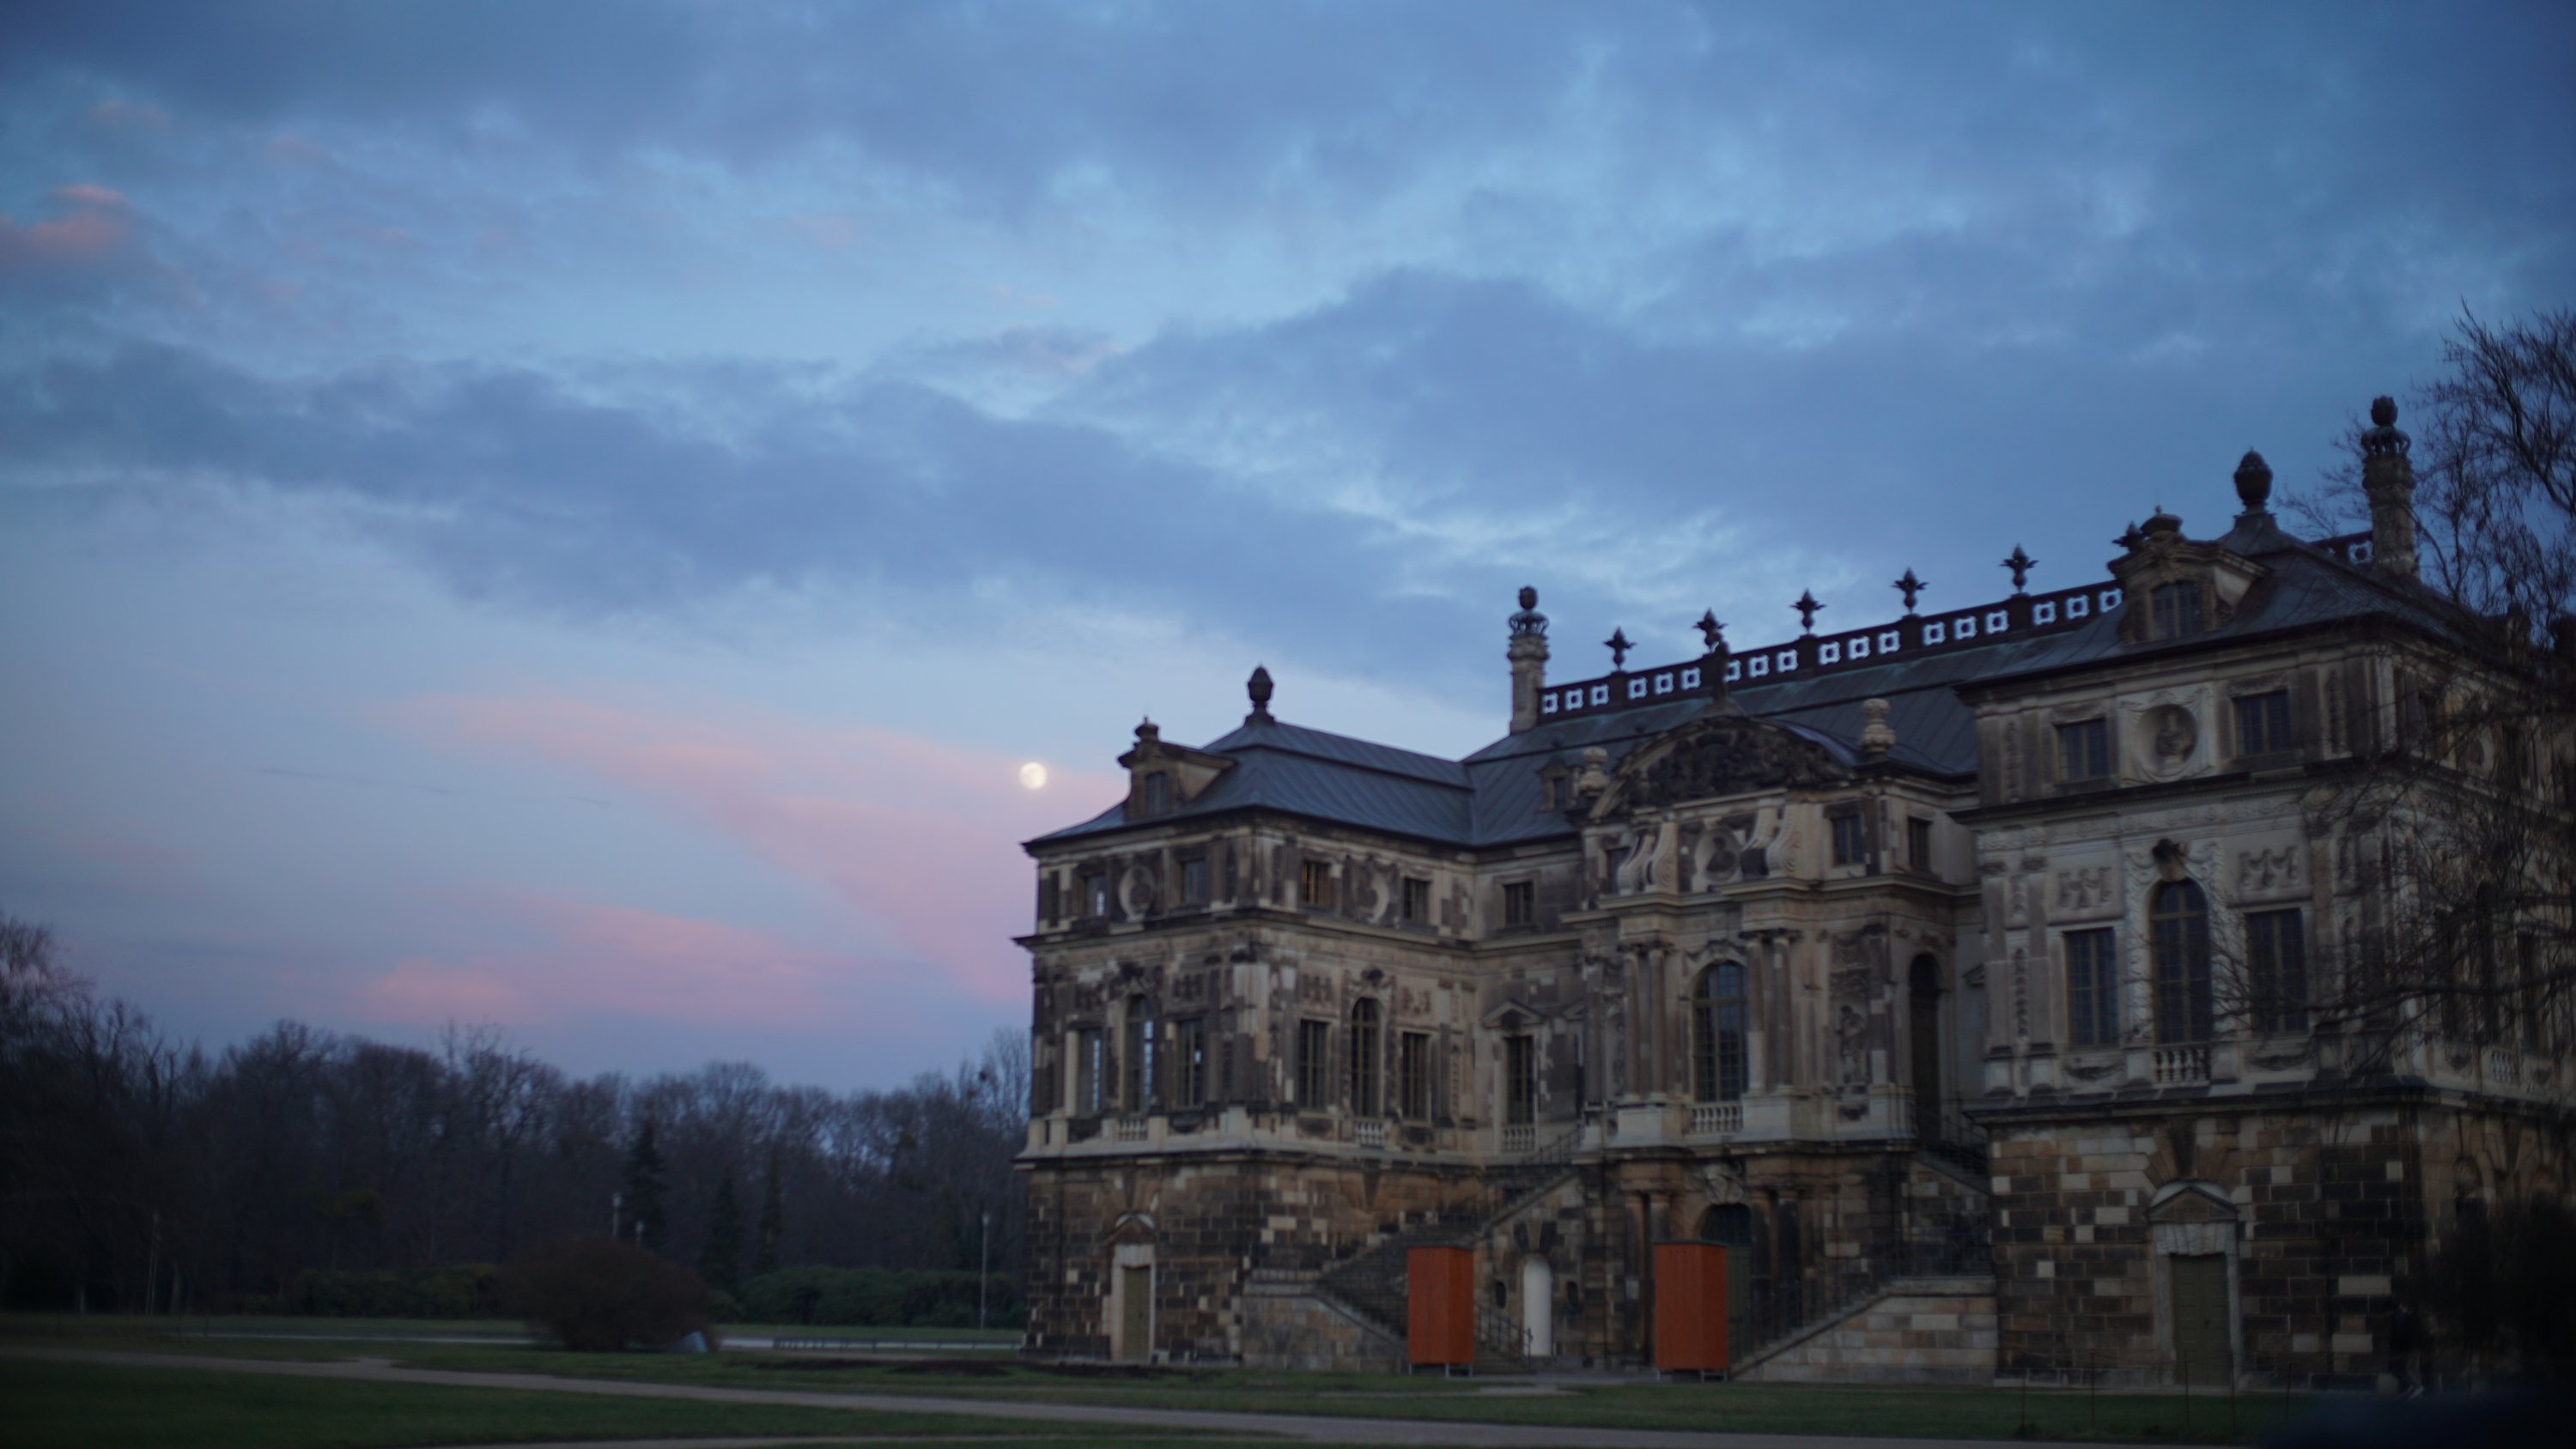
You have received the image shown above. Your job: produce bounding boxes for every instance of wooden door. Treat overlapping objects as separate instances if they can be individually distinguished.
[1116,1264,1151,1361]
[2168,1254,2230,1385]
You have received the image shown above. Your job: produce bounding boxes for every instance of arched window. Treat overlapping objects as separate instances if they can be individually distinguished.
[1347,998,1382,1117]
[2151,881,2213,1044]
[1692,964,1748,1102]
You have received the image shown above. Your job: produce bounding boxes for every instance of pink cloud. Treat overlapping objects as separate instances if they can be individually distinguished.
[357,894,862,1033]
[386,689,1123,1006]
[0,184,134,278]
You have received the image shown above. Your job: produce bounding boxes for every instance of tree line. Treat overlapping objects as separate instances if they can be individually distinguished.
[0,913,1029,1322]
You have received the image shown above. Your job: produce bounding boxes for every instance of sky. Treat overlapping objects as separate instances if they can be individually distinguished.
[3,2,2571,1092]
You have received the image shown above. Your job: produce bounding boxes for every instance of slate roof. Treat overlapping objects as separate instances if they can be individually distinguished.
[1029,516,2488,853]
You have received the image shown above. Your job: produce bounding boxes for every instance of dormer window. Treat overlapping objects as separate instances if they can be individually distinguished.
[2150,582,2202,640]
[1142,772,1170,815]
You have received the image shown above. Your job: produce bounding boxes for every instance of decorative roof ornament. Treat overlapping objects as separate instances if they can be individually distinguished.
[1604,627,1633,669]
[2115,521,2145,550]
[2001,546,2034,593]
[2233,451,2274,514]
[1793,591,1824,634]
[1245,664,1274,723]
[1694,609,1726,652]
[1858,698,1896,755]
[2361,395,2411,458]
[1892,570,1926,614]
[1509,585,1548,638]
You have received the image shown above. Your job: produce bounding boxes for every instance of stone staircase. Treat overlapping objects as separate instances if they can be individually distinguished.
[1313,1129,1583,1367]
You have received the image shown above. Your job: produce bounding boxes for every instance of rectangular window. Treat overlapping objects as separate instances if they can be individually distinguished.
[2065,928,2119,1048]
[1121,1011,1154,1113]
[1504,1034,1536,1126]
[1831,812,1867,867]
[2057,718,2110,782]
[2150,582,2202,640]
[1908,817,1935,872]
[1400,1032,1432,1119]
[1503,881,1536,929]
[1297,1019,1332,1107]
[1081,870,1109,919]
[1171,1017,1206,1108]
[1402,876,1431,924]
[1348,1009,1380,1117]
[1180,856,1210,906]
[1299,858,1333,909]
[1074,1028,1103,1115]
[2234,690,2293,756]
[2245,909,2308,1034]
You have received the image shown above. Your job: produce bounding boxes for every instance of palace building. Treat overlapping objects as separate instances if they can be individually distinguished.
[1013,399,2571,1386]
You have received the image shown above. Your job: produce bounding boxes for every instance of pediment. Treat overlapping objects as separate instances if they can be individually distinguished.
[1595,714,1850,819]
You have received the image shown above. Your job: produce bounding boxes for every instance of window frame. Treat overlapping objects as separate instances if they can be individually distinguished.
[1691,963,1749,1103]
[2057,718,2111,783]
[2149,581,2203,640]
[1073,1026,1103,1116]
[1170,1016,1206,1108]
[1296,1018,1332,1108]
[1298,858,1334,910]
[1504,1034,1537,1125]
[2245,908,2308,1034]
[1347,999,1382,1118]
[1179,854,1210,906]
[1120,997,1156,1113]
[2064,927,2119,1048]
[2233,689,2293,757]
[2150,880,2215,1045]
[1400,876,1432,925]
[1141,772,1171,815]
[1502,880,1537,930]
[1830,811,1868,868]
[1908,816,1935,873]
[1081,869,1109,920]
[1399,1031,1433,1120]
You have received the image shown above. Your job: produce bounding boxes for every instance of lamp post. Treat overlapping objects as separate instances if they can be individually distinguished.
[979,1210,991,1331]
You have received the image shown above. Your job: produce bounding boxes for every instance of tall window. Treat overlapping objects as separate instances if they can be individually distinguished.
[1074,1027,1103,1114]
[1121,997,1155,1112]
[2150,582,2202,640]
[1171,1017,1206,1108]
[1692,963,1748,1102]
[1297,1019,1332,1106]
[1347,999,1382,1117]
[1299,858,1333,909]
[1908,817,1935,872]
[1399,1032,1432,1119]
[1401,876,1432,924]
[1504,1034,1537,1125]
[1503,881,1536,928]
[2151,881,2214,1044]
[1830,813,1867,867]
[2245,909,2308,1034]
[1180,856,1210,906]
[2057,718,2110,781]
[1142,772,1170,814]
[2065,928,2119,1047]
[1081,870,1109,919]
[2234,691,2293,755]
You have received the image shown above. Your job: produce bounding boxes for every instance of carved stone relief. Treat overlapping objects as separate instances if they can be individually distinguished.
[2122,688,2210,782]
[1607,716,1851,813]
[2054,865,2115,915]
[2234,845,2301,897]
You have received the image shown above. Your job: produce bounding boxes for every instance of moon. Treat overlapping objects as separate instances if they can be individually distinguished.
[1018,761,1048,791]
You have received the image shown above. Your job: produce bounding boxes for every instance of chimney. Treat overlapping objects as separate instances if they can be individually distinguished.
[1507,586,1550,732]
[2360,396,2418,582]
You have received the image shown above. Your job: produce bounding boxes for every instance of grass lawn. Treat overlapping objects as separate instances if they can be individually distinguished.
[0,1311,1018,1346]
[2,1357,1182,1449]
[9,1313,2329,1445]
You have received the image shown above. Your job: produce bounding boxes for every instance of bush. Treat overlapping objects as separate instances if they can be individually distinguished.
[500,1235,714,1351]
[738,1265,1021,1329]
[289,1265,501,1319]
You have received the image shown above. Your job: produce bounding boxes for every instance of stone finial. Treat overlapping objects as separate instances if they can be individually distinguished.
[1857,697,1896,755]
[1605,627,1632,670]
[2364,395,2409,452]
[1246,665,1274,723]
[1510,585,1548,638]
[2142,507,2183,539]
[2001,547,2034,593]
[2233,451,2274,514]
[1893,569,1926,613]
[1572,745,1612,803]
[1794,590,1824,634]
[1135,718,1160,749]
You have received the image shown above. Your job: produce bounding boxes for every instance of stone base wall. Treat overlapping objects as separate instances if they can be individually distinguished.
[1241,1270,1404,1372]
[1986,1096,2567,1390]
[1739,1275,1997,1383]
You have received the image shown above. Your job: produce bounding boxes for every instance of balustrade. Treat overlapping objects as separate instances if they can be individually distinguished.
[2152,1046,2210,1085]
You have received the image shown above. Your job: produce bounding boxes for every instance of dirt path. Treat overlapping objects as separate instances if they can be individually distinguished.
[3,1345,2138,1449]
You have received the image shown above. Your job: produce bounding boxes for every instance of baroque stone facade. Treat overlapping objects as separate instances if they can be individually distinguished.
[1018,409,2571,1386]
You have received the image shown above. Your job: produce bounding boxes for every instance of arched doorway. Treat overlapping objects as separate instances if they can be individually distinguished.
[1909,955,1942,1143]
[1519,1256,1554,1358]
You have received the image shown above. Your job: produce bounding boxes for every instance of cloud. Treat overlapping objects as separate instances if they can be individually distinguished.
[0,182,135,281]
[386,688,1124,1005]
